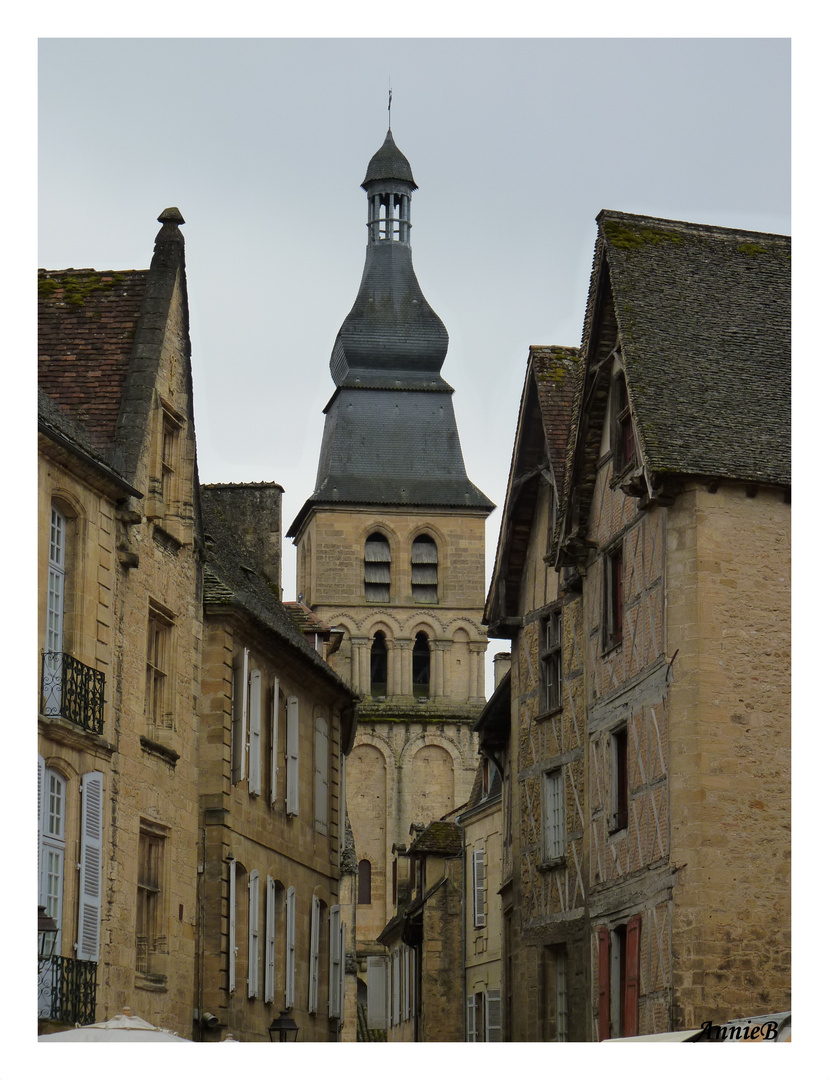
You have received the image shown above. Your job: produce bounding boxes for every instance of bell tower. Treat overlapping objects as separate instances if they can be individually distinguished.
[288,128,493,999]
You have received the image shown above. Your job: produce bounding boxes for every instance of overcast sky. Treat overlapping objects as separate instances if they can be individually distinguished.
[38,36,790,625]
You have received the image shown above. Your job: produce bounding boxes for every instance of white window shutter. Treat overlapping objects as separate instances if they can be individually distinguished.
[314,715,328,833]
[231,649,248,784]
[308,896,320,1013]
[473,849,486,927]
[37,755,45,882]
[248,669,262,795]
[328,905,341,1018]
[486,988,502,1042]
[285,886,296,1008]
[402,947,410,1020]
[228,859,237,993]
[366,955,387,1029]
[391,948,400,1026]
[76,771,103,961]
[467,995,477,1042]
[270,677,280,806]
[338,918,346,1023]
[286,696,299,817]
[247,869,259,998]
[264,876,276,1003]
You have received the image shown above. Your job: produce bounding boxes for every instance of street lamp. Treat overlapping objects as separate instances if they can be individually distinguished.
[268,1009,298,1042]
[38,905,58,960]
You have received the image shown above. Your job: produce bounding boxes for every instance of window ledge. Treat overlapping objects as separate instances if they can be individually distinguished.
[602,640,622,657]
[609,822,628,837]
[535,705,563,722]
[140,735,180,767]
[135,973,168,993]
[538,857,566,873]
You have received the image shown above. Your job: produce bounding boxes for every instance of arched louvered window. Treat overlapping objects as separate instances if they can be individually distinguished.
[358,860,372,905]
[371,632,388,697]
[412,535,438,603]
[365,533,391,603]
[413,632,430,697]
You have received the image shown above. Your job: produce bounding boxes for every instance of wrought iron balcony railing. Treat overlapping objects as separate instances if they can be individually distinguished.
[38,955,98,1026]
[41,652,105,734]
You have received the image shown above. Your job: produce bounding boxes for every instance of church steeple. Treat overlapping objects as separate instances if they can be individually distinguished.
[288,130,492,539]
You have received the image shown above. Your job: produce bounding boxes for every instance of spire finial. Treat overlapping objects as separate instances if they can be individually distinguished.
[388,80,392,129]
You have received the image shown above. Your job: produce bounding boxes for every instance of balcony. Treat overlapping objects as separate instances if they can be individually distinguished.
[38,955,98,1026]
[41,652,105,734]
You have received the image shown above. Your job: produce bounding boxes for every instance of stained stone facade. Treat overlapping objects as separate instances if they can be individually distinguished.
[289,130,493,1036]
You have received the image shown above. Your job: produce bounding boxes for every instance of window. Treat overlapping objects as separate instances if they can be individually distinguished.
[370,631,388,697]
[231,648,248,785]
[472,849,486,928]
[540,611,562,712]
[46,504,66,656]
[365,533,391,603]
[314,714,329,833]
[137,823,167,978]
[556,949,568,1042]
[161,413,179,511]
[38,760,65,957]
[597,916,641,1039]
[270,677,280,807]
[366,955,388,1030]
[467,989,502,1041]
[247,870,260,998]
[328,905,342,1019]
[543,770,565,863]
[611,726,629,831]
[286,696,299,816]
[603,546,623,650]
[145,603,174,728]
[358,860,372,905]
[412,632,430,697]
[612,373,636,473]
[285,886,296,1008]
[411,535,438,603]
[264,876,278,1003]
[228,858,238,993]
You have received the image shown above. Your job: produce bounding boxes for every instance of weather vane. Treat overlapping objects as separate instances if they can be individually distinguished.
[388,80,392,127]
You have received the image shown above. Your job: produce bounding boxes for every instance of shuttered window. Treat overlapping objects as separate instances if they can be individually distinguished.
[366,955,387,1030]
[264,876,276,1003]
[135,819,165,974]
[228,859,237,993]
[270,677,280,806]
[38,758,65,956]
[285,886,296,1008]
[231,648,249,784]
[248,669,262,795]
[308,896,321,1013]
[365,533,391,603]
[314,714,329,834]
[472,849,486,928]
[247,870,259,998]
[328,906,341,1018]
[556,949,568,1041]
[286,696,299,816]
[411,535,438,603]
[604,546,623,649]
[543,769,565,862]
[485,988,502,1042]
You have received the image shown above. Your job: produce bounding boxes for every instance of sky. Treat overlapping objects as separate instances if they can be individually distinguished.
[37,38,791,624]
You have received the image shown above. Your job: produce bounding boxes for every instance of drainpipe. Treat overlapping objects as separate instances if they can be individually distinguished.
[456,811,467,1040]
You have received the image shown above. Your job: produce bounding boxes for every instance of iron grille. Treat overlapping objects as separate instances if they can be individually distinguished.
[38,956,98,1026]
[41,652,105,734]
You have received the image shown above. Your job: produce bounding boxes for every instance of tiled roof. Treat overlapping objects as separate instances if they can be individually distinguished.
[283,601,333,637]
[407,819,463,857]
[361,128,417,189]
[38,269,149,452]
[531,347,580,497]
[596,210,790,486]
[201,487,357,700]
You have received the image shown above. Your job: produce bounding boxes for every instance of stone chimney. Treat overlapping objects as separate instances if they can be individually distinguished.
[493,651,511,687]
[202,482,284,588]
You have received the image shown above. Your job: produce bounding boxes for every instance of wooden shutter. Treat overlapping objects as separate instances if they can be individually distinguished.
[624,915,641,1037]
[248,669,262,795]
[270,677,280,806]
[228,859,237,993]
[597,927,610,1041]
[338,919,346,1022]
[76,771,103,961]
[366,955,387,1030]
[473,849,486,927]
[402,947,410,1020]
[247,869,259,998]
[286,696,299,816]
[231,649,248,784]
[486,988,502,1042]
[328,905,341,1018]
[285,886,296,1007]
[37,755,45,885]
[314,715,329,833]
[264,876,275,1003]
[467,995,477,1042]
[308,896,321,1013]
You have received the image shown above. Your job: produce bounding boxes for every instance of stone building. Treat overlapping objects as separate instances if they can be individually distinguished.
[38,209,202,1035]
[197,483,357,1041]
[287,128,493,1032]
[485,211,791,1040]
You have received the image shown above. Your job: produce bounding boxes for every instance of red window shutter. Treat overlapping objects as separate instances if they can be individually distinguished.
[624,916,641,1037]
[597,928,610,1041]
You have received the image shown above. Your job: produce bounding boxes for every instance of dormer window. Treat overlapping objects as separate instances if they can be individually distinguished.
[612,374,635,473]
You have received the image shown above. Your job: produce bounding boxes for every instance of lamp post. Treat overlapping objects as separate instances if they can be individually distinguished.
[268,1009,298,1042]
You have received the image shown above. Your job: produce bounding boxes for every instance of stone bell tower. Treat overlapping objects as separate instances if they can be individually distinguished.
[288,128,493,994]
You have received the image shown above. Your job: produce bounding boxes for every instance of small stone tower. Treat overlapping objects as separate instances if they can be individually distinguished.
[288,129,493,991]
